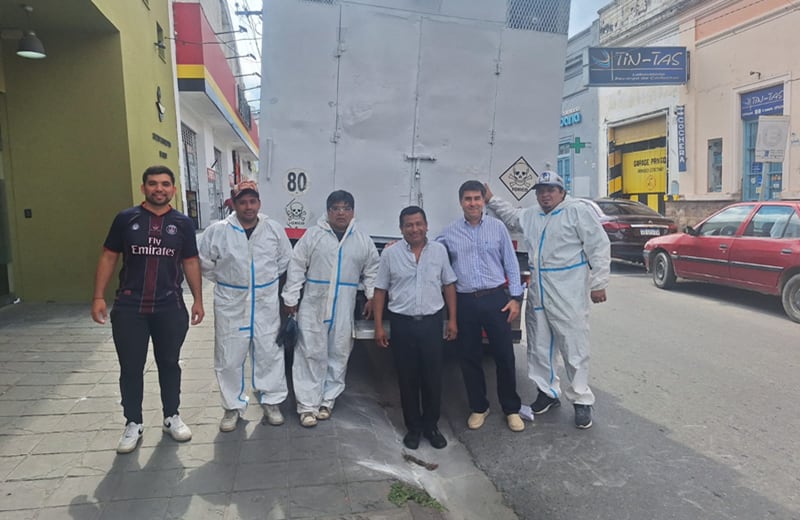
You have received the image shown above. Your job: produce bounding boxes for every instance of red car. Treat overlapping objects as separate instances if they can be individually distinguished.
[643,201,800,323]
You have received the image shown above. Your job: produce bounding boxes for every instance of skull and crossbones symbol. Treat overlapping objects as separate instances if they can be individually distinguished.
[509,167,534,191]
[285,199,307,226]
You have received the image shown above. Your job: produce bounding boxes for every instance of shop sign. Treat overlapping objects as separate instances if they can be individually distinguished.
[622,148,667,193]
[587,47,687,86]
[560,108,582,127]
[755,115,790,162]
[675,105,686,172]
[741,84,783,119]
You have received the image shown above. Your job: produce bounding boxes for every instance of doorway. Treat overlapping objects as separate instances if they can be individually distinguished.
[0,94,13,304]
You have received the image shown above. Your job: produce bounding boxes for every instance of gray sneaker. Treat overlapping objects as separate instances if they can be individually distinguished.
[574,404,593,429]
[262,404,284,426]
[219,409,239,432]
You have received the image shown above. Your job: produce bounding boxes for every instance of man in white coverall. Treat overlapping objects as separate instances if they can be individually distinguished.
[486,171,610,429]
[199,181,293,432]
[282,190,380,427]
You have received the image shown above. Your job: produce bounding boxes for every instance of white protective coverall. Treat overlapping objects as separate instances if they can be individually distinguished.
[199,213,293,412]
[281,216,379,415]
[488,195,610,405]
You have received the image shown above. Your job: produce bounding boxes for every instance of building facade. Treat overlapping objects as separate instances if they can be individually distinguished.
[591,0,799,226]
[595,0,696,215]
[173,0,259,230]
[559,21,600,198]
[686,0,800,205]
[0,0,183,303]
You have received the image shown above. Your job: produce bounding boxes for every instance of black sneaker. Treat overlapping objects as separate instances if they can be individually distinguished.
[574,404,592,429]
[530,392,561,415]
[403,431,421,450]
[423,428,447,449]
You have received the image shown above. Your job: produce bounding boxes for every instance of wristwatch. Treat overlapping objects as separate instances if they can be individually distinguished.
[510,294,523,302]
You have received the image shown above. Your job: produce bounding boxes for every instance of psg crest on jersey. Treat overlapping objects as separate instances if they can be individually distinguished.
[165,224,178,235]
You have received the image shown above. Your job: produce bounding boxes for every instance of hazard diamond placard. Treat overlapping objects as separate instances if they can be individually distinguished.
[499,156,537,201]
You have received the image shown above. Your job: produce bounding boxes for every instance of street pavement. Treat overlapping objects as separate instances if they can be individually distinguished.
[0,283,518,520]
[445,263,800,520]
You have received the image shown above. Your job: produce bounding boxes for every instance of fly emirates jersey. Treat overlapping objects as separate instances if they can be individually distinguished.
[103,205,198,313]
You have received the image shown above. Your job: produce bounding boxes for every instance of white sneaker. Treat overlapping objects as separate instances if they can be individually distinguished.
[262,404,284,426]
[116,422,143,454]
[219,409,239,432]
[162,414,192,442]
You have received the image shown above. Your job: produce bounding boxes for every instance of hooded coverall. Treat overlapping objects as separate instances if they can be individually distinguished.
[282,216,379,415]
[199,213,293,412]
[488,195,610,405]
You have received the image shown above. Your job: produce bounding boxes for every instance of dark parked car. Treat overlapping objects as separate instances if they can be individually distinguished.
[577,198,677,262]
[643,201,800,323]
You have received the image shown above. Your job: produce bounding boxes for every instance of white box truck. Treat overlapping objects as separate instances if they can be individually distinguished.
[259,0,570,241]
[258,0,571,338]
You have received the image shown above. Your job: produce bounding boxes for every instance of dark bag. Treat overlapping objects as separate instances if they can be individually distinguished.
[276,314,298,351]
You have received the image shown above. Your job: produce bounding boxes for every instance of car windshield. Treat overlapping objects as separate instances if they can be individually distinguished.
[597,201,662,217]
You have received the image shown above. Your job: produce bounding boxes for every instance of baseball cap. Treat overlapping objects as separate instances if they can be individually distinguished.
[233,180,259,200]
[533,171,565,190]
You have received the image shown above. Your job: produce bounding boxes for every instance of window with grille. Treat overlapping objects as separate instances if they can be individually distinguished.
[707,138,722,193]
[237,85,252,130]
[507,0,570,34]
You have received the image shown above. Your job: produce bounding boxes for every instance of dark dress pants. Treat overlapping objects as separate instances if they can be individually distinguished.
[111,307,189,424]
[456,290,521,415]
[389,313,444,433]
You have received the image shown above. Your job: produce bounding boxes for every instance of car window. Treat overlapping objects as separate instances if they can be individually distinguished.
[596,201,662,217]
[697,205,754,236]
[742,206,797,238]
[596,202,621,215]
[781,212,800,238]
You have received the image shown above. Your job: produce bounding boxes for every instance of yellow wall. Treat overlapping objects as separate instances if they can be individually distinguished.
[1,0,182,301]
[2,33,131,301]
[94,0,182,204]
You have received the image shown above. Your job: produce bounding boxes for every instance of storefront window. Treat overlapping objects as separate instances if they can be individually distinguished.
[740,84,783,201]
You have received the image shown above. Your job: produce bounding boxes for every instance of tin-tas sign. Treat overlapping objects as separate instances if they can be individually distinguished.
[587,47,688,86]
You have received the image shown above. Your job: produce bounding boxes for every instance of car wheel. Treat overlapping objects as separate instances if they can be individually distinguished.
[652,251,676,289]
[781,273,800,323]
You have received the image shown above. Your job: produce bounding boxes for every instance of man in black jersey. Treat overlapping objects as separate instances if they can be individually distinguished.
[91,165,204,454]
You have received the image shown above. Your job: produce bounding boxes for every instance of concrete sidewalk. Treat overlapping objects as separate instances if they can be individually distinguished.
[0,285,517,520]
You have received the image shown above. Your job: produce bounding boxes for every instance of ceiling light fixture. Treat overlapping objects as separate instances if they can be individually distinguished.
[16,5,46,59]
